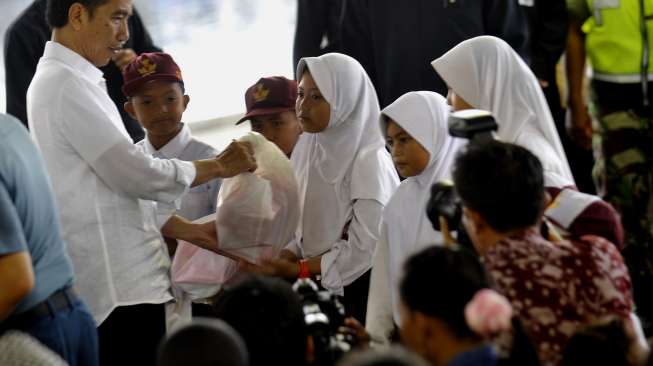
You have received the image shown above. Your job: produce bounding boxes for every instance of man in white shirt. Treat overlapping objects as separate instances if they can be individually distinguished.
[27,1,255,365]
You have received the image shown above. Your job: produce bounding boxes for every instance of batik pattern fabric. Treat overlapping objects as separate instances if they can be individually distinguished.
[483,230,633,365]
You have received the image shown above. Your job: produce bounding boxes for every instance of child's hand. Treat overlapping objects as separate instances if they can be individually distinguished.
[242,258,299,279]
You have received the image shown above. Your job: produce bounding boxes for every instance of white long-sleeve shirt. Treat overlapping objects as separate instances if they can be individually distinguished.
[27,41,196,324]
[136,124,221,222]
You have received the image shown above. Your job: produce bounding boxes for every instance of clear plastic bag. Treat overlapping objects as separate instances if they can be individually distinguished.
[171,132,300,299]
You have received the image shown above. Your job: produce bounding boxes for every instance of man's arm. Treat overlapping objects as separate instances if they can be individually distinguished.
[566,19,592,149]
[57,78,255,203]
[0,184,33,321]
[161,215,218,253]
[0,251,34,321]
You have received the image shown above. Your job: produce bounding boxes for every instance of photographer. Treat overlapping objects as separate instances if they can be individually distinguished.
[213,274,370,366]
[451,141,635,365]
[213,275,310,366]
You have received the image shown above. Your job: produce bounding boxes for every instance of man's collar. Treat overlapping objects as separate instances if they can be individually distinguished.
[43,41,104,85]
[143,123,190,158]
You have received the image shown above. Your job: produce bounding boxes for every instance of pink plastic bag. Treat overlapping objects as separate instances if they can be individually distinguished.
[171,132,300,299]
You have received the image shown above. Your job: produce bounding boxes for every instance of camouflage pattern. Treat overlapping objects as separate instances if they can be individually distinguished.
[592,105,653,330]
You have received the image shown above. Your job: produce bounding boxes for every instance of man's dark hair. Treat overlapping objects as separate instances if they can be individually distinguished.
[400,246,490,339]
[213,274,308,366]
[453,141,545,233]
[157,318,249,366]
[46,0,110,28]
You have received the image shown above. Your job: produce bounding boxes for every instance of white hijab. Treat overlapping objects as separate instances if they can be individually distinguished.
[293,53,398,257]
[431,36,575,187]
[380,91,466,322]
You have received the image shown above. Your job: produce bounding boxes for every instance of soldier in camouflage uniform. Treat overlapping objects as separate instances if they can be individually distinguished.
[566,0,653,332]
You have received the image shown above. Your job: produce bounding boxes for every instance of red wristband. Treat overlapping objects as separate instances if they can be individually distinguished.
[298,259,310,279]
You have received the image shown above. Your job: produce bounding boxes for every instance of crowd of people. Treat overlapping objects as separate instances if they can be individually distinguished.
[2,0,653,366]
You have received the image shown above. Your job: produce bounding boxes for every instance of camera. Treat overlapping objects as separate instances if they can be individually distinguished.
[292,278,352,366]
[426,110,497,242]
[447,109,497,141]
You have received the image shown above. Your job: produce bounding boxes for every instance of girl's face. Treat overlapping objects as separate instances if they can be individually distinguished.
[386,119,430,178]
[296,71,331,133]
[446,88,474,112]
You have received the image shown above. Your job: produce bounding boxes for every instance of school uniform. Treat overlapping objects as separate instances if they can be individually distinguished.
[136,124,221,222]
[289,53,399,323]
[366,92,466,343]
[432,36,575,188]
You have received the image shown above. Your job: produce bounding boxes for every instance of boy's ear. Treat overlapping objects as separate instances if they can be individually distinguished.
[124,100,136,119]
[183,95,190,110]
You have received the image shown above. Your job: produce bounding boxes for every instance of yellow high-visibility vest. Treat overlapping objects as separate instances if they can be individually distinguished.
[583,0,653,83]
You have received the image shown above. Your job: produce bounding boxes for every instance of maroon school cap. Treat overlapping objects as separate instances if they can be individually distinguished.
[236,76,297,124]
[122,52,183,97]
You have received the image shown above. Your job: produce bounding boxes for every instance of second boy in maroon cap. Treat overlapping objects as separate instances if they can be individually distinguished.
[236,76,302,157]
[123,52,222,231]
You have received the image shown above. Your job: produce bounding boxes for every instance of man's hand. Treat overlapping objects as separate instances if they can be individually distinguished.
[215,140,257,178]
[338,317,371,349]
[187,220,219,252]
[191,140,257,186]
[566,104,593,150]
[112,49,137,71]
[161,216,219,253]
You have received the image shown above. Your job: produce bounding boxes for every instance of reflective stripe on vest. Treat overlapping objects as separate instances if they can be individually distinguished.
[583,0,653,80]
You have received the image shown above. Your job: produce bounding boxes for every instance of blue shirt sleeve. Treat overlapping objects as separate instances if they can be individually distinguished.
[0,182,27,255]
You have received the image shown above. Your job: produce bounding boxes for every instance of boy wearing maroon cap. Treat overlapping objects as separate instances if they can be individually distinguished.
[236,76,302,157]
[123,52,222,226]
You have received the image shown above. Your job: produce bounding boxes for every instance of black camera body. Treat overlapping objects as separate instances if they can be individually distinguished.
[426,110,498,238]
[292,278,352,366]
[447,109,497,141]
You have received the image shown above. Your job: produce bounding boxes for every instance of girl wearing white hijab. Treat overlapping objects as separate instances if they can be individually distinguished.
[264,53,398,322]
[431,35,575,188]
[366,91,466,343]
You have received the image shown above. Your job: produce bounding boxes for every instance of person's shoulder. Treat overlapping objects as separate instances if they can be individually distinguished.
[30,63,80,96]
[0,114,29,144]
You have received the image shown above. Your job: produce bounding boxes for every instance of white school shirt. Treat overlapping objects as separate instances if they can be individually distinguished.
[289,54,399,294]
[366,92,465,342]
[27,41,196,325]
[137,124,221,221]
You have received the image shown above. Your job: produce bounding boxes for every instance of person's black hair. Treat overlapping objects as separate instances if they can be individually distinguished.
[213,274,308,366]
[562,318,631,366]
[337,346,430,366]
[46,0,110,28]
[157,318,248,366]
[399,245,489,339]
[453,141,545,233]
